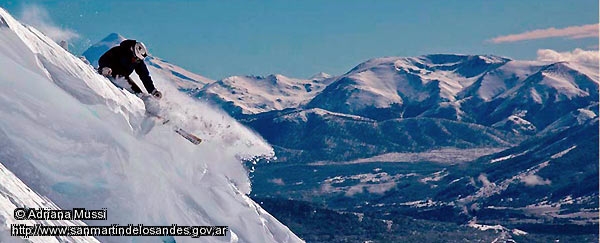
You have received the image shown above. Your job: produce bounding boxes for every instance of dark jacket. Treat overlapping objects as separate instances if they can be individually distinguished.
[98,39,156,94]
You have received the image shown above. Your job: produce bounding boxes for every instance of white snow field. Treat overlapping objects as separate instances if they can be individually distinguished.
[0,8,301,243]
[0,162,100,243]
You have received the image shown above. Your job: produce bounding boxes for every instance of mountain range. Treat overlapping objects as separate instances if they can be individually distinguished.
[0,13,594,241]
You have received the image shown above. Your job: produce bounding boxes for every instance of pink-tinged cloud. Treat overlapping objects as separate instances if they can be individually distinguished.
[537,48,599,65]
[490,24,599,43]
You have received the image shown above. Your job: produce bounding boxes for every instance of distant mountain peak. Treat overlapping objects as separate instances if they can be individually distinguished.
[82,33,126,67]
[420,54,510,64]
[309,72,332,81]
[101,32,126,42]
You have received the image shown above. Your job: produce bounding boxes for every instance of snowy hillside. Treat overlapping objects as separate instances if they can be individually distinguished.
[0,7,301,243]
[196,74,334,116]
[0,162,99,243]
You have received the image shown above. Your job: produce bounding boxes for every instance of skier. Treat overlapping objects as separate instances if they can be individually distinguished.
[98,39,201,144]
[98,39,162,99]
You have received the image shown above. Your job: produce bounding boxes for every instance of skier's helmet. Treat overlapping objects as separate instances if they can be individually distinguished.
[133,42,148,60]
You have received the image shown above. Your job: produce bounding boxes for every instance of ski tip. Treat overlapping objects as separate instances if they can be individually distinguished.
[175,128,203,145]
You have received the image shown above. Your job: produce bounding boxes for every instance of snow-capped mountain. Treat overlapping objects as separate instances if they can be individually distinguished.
[183,54,596,134]
[218,56,595,165]
[306,55,510,120]
[307,55,598,125]
[476,61,598,128]
[308,72,332,81]
[0,7,301,243]
[195,74,334,117]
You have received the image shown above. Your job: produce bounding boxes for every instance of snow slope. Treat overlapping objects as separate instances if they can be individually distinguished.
[0,162,100,243]
[197,74,333,116]
[0,8,300,243]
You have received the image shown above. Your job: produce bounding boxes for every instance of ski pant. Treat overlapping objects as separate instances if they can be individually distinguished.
[108,75,143,94]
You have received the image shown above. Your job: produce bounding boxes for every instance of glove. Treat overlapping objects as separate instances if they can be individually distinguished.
[141,93,161,116]
[151,89,163,100]
[100,67,112,77]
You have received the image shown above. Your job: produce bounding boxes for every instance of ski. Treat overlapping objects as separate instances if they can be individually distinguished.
[174,127,202,145]
[146,111,203,145]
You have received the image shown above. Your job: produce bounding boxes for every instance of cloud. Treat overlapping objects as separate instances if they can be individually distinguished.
[268,178,285,186]
[521,175,551,186]
[489,24,599,43]
[320,183,335,194]
[537,48,599,65]
[19,5,79,42]
[365,182,396,195]
[344,182,397,197]
[345,185,365,197]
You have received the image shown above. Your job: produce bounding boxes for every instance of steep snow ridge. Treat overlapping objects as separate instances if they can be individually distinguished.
[370,55,482,101]
[0,162,100,243]
[564,61,600,81]
[348,56,400,73]
[474,60,547,101]
[0,8,300,243]
[413,55,508,99]
[540,64,590,99]
[346,69,404,107]
[202,74,330,114]
[0,10,135,112]
[499,62,598,103]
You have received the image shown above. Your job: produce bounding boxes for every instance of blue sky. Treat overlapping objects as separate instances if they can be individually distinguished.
[1,1,598,79]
